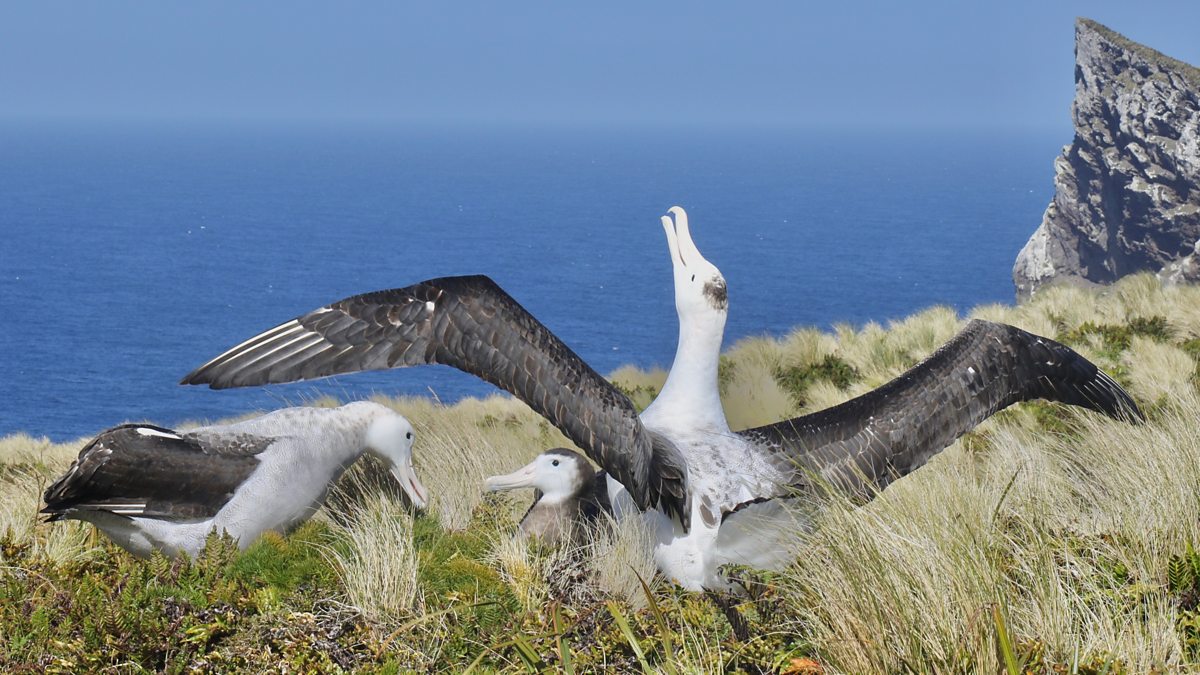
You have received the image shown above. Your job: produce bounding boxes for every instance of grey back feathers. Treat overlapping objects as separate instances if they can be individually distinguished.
[739,319,1143,500]
[42,423,273,521]
[181,275,690,526]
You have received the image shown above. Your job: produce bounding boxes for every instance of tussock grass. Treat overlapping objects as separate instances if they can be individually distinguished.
[0,435,98,564]
[719,345,799,429]
[324,490,422,626]
[587,514,659,609]
[5,273,1200,671]
[1123,336,1196,404]
[377,394,564,530]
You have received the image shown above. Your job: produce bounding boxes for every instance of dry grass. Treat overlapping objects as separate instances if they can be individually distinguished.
[785,378,1200,672]
[323,490,422,626]
[5,273,1200,671]
[719,338,799,429]
[586,514,659,609]
[1123,336,1196,404]
[0,434,99,564]
[376,394,565,530]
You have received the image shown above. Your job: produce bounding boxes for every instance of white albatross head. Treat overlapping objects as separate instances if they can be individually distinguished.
[365,413,429,509]
[483,448,592,505]
[661,206,727,322]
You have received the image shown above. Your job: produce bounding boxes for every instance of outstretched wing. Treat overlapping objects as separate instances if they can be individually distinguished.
[42,424,271,521]
[180,275,688,525]
[740,319,1142,497]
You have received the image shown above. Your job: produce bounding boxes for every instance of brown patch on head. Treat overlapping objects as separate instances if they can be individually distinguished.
[703,277,728,310]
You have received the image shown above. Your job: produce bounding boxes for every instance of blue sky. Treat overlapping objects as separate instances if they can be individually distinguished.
[0,1,1196,130]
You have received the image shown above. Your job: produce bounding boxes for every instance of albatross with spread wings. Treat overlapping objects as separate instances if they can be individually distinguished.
[182,207,1141,590]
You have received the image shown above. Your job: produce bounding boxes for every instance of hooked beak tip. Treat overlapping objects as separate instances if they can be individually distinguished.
[392,467,428,509]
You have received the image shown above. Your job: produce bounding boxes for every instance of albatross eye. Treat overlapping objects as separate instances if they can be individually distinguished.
[405,431,413,440]
[690,274,695,282]
[551,459,560,467]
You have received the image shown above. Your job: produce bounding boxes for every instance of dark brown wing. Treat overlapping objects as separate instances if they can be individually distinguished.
[180,275,688,525]
[739,320,1143,497]
[42,424,270,521]
[582,469,614,523]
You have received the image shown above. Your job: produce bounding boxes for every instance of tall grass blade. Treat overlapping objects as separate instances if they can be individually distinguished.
[992,603,1022,675]
[464,628,563,674]
[635,571,679,675]
[375,601,498,656]
[510,633,544,671]
[552,601,575,675]
[607,600,653,673]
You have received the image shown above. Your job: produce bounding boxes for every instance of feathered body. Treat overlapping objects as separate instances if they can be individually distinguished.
[487,448,612,546]
[181,207,1142,590]
[43,402,425,557]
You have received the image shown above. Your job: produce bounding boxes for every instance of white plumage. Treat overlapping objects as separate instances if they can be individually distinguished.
[43,401,427,558]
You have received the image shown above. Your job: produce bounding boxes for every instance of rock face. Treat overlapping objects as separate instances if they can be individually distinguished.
[1013,18,1200,299]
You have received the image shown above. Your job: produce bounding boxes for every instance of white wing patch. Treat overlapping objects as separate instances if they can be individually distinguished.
[99,503,148,515]
[135,427,182,440]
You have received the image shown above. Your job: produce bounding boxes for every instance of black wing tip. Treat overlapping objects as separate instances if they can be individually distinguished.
[646,433,691,530]
[39,505,67,521]
[179,370,224,389]
[1091,370,1146,424]
[1003,321,1144,425]
[180,363,272,390]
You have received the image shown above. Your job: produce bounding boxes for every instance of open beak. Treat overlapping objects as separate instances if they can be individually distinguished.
[483,461,538,492]
[661,210,684,269]
[391,462,429,509]
[662,205,706,271]
[668,206,705,266]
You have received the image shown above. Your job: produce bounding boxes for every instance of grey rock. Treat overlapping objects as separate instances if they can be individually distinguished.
[1013,19,1200,300]
[1157,239,1200,286]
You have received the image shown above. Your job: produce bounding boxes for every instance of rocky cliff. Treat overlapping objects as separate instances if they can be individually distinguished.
[1013,18,1200,299]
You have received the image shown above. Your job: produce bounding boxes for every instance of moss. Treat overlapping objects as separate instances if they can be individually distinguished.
[227,522,339,594]
[410,513,521,661]
[1057,315,1172,357]
[611,380,659,412]
[0,526,378,673]
[775,354,861,403]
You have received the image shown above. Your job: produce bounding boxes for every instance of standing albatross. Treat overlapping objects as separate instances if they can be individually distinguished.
[181,207,1141,590]
[43,401,427,558]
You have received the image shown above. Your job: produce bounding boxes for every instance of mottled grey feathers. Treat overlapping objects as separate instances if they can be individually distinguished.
[703,278,728,310]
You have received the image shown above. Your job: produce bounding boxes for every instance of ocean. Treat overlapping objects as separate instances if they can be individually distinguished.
[0,121,1060,441]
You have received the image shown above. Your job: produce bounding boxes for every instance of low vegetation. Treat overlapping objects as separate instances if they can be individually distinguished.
[4,274,1200,672]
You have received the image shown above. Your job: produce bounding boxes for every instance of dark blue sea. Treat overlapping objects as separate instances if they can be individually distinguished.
[0,121,1060,441]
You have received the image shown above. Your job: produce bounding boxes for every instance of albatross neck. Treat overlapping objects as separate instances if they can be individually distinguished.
[644,312,729,431]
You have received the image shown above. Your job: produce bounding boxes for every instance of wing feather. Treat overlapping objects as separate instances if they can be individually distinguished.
[181,275,689,525]
[42,424,269,522]
[740,319,1142,498]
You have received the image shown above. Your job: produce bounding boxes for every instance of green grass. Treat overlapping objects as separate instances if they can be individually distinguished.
[4,274,1200,671]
